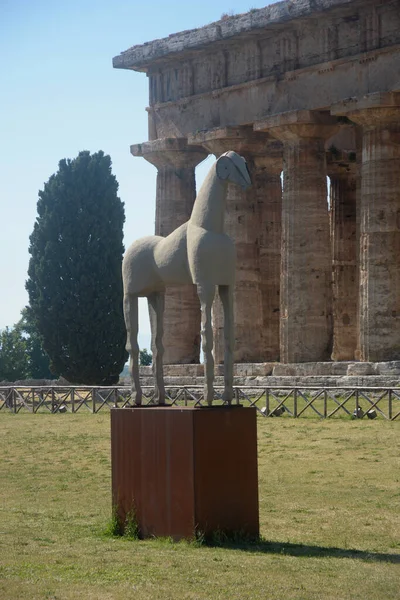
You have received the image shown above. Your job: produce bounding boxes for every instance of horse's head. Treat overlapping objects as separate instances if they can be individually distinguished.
[216,151,252,191]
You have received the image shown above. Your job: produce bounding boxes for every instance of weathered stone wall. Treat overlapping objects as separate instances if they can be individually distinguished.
[145,3,400,107]
[146,45,400,139]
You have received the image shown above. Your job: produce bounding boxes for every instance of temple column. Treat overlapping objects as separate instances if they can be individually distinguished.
[255,111,339,363]
[131,138,207,364]
[327,153,357,360]
[189,127,282,363]
[253,152,283,361]
[332,93,400,361]
[354,126,363,360]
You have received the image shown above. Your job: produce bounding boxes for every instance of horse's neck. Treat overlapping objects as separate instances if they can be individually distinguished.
[189,165,227,233]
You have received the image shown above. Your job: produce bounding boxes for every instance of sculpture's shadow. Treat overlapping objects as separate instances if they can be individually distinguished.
[202,538,400,563]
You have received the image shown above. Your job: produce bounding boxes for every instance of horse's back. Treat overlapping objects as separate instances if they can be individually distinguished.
[187,224,236,286]
[153,223,192,285]
[123,236,165,296]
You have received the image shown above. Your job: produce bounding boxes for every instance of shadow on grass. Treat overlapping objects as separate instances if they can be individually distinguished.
[204,538,400,563]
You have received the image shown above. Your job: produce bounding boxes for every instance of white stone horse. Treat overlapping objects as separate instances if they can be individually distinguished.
[122,151,252,405]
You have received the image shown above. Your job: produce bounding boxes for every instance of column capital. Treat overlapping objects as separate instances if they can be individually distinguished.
[130,138,207,169]
[331,92,400,127]
[254,110,339,142]
[188,126,283,173]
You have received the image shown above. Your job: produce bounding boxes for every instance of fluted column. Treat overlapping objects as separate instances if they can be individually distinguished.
[255,111,339,363]
[189,127,282,363]
[332,93,400,361]
[131,138,207,364]
[253,151,282,361]
[327,153,357,360]
[354,126,363,360]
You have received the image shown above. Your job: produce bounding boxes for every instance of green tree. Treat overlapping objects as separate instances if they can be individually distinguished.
[0,326,29,382]
[26,150,127,385]
[139,348,152,366]
[16,307,56,380]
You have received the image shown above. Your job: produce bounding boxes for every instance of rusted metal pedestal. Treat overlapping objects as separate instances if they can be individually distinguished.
[111,406,259,540]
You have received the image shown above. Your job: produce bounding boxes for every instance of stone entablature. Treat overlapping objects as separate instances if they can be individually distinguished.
[114,0,400,112]
[143,43,399,140]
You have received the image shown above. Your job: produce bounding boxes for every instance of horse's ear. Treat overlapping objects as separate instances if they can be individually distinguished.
[216,156,231,180]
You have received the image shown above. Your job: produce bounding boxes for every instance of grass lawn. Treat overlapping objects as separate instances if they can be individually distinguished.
[0,412,399,599]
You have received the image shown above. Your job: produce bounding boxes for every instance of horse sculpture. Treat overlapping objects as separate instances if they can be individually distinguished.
[122,151,252,406]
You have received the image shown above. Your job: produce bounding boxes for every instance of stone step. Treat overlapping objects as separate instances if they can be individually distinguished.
[129,372,400,389]
[138,363,276,378]
[272,361,400,377]
[137,360,400,380]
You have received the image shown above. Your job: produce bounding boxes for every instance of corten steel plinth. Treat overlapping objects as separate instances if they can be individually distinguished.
[111,406,259,540]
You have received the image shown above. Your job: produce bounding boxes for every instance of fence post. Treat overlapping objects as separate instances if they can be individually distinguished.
[13,389,17,414]
[92,389,96,414]
[184,387,188,407]
[4,388,10,411]
[389,389,392,420]
[114,389,118,409]
[265,389,269,417]
[355,389,359,417]
[324,390,327,419]
[51,388,56,413]
[235,388,240,406]
[71,388,75,413]
[293,389,298,418]
[32,388,35,414]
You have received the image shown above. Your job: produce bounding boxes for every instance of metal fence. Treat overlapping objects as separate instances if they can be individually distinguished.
[0,386,399,420]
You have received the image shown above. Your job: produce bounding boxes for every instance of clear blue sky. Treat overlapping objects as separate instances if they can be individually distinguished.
[0,0,273,350]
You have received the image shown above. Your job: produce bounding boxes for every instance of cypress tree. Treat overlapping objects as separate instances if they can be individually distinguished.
[26,150,127,384]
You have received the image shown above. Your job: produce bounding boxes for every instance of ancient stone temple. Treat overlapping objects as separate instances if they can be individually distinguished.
[114,0,400,365]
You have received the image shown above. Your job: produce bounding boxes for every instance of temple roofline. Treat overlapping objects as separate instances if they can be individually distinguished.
[112,0,359,72]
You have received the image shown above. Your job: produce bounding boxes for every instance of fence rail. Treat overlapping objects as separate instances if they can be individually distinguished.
[0,386,399,420]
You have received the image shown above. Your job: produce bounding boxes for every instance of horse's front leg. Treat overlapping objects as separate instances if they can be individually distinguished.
[123,294,142,405]
[197,284,216,406]
[219,285,234,404]
[148,292,166,405]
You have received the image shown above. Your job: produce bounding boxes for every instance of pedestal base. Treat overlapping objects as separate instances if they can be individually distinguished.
[111,406,259,540]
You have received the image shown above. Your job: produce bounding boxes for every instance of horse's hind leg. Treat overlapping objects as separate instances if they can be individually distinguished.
[197,283,216,406]
[123,293,142,405]
[219,285,234,404]
[148,292,166,405]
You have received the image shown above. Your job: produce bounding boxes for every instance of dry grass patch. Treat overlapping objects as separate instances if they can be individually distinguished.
[0,413,399,599]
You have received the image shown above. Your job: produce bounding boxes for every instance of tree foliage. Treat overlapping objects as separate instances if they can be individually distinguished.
[26,150,127,385]
[139,348,152,366]
[0,326,29,382]
[16,307,56,380]
[0,309,56,382]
